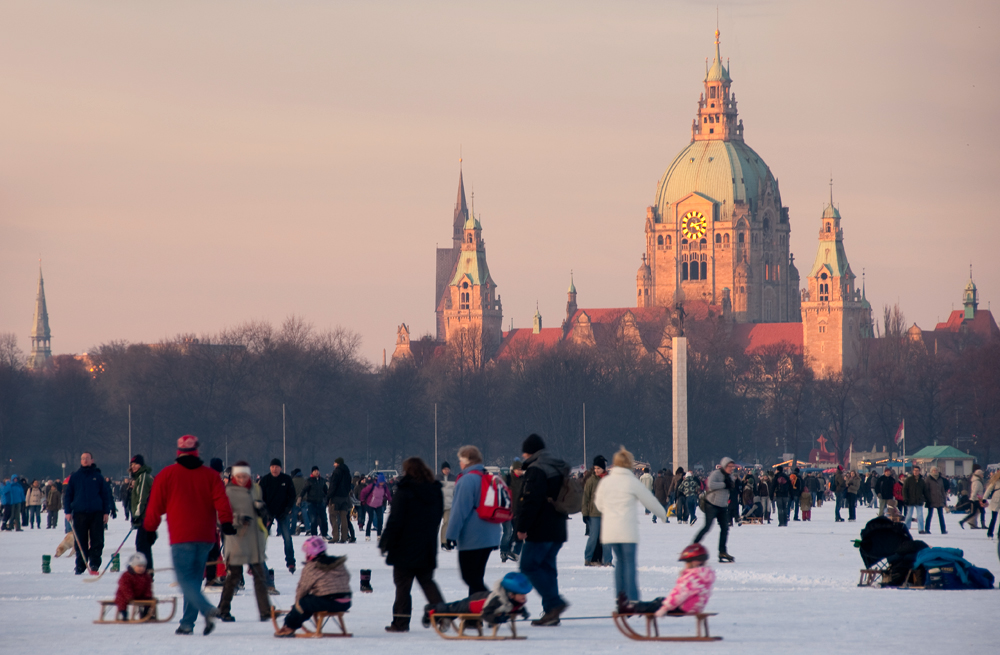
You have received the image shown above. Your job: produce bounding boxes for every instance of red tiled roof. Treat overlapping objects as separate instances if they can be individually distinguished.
[731,322,803,354]
[495,327,564,359]
[933,309,1000,339]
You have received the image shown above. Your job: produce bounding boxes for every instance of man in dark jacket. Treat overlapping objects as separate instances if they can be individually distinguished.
[260,458,298,573]
[516,434,569,627]
[327,458,354,543]
[380,458,445,632]
[902,466,928,534]
[64,452,112,574]
[875,468,896,517]
[833,466,847,522]
[772,467,791,527]
[300,467,328,538]
[129,455,155,573]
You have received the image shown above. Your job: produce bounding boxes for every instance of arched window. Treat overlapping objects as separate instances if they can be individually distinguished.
[700,238,707,250]
[467,234,473,243]
[709,87,717,99]
[738,233,745,244]
[666,235,672,245]
[715,234,722,244]
[723,233,730,245]
[460,292,470,310]
[700,261,708,279]
[681,262,689,280]
[657,235,663,246]
[690,262,699,280]
[826,223,831,233]
[681,238,688,246]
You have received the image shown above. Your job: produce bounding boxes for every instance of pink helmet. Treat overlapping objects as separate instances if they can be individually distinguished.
[302,536,327,561]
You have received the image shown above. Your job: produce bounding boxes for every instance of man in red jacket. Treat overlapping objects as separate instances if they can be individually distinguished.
[144,435,234,635]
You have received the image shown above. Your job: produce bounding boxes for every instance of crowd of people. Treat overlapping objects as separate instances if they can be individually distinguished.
[2,438,996,637]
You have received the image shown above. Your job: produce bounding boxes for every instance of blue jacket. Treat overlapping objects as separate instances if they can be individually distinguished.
[446,463,501,551]
[64,465,112,514]
[3,476,26,504]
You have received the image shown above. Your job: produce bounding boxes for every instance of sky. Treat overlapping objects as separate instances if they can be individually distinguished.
[1,0,998,365]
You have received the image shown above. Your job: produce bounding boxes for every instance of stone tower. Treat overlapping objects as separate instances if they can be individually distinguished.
[800,194,871,376]
[442,211,503,359]
[641,30,797,323]
[29,265,52,370]
[435,166,469,341]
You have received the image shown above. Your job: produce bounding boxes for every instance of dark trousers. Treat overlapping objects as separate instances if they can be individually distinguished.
[694,504,729,554]
[308,502,328,537]
[218,562,271,619]
[47,510,59,528]
[925,507,947,534]
[520,541,565,613]
[271,513,295,567]
[72,511,105,572]
[775,497,790,526]
[284,594,352,630]
[205,538,221,582]
[458,547,493,595]
[135,524,155,571]
[675,494,687,521]
[391,566,444,629]
[365,506,385,537]
[834,492,844,520]
[845,492,857,521]
[987,511,998,537]
[791,495,800,520]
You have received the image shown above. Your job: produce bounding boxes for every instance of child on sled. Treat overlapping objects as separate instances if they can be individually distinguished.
[654,544,715,617]
[423,572,532,629]
[274,536,352,637]
[114,553,153,621]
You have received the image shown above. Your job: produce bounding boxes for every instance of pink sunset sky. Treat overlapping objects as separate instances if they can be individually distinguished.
[2,1,997,364]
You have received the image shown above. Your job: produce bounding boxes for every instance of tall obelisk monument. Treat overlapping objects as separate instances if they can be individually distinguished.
[672,300,688,471]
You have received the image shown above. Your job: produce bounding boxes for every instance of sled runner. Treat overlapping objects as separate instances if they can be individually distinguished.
[858,568,888,587]
[94,598,177,624]
[430,613,525,640]
[741,517,764,525]
[612,611,721,642]
[270,607,352,638]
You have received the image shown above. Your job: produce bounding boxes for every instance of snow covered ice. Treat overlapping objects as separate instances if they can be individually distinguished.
[2,507,996,652]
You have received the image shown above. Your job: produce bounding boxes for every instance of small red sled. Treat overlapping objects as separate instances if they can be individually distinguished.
[612,611,722,642]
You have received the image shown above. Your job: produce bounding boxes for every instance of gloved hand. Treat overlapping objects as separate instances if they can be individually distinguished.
[221,522,237,536]
[148,530,158,545]
[442,540,457,551]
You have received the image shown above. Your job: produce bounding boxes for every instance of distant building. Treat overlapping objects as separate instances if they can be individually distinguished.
[28,265,52,370]
[905,272,999,354]
[393,30,876,377]
[908,444,976,477]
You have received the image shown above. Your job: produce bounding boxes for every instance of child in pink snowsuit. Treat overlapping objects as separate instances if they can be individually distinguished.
[656,544,715,616]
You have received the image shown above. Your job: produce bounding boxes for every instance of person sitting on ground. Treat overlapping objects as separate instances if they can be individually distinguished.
[654,544,715,617]
[274,536,351,637]
[114,553,154,621]
[423,572,532,630]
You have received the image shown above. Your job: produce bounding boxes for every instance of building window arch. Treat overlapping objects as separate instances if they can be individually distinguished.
[700,238,707,249]
[715,234,722,244]
[700,261,708,279]
[666,235,672,246]
[467,234,473,243]
[681,262,689,280]
[738,233,745,244]
[657,235,663,246]
[681,238,688,246]
[826,223,831,233]
[723,233,730,245]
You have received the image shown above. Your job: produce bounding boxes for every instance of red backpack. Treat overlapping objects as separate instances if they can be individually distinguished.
[467,470,513,524]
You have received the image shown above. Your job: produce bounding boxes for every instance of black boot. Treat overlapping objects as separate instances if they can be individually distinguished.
[360,569,373,593]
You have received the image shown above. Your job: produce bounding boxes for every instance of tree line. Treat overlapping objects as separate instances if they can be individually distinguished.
[0,308,997,481]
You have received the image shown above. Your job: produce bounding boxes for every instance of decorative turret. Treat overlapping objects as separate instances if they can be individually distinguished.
[963,268,978,320]
[29,264,52,370]
[566,273,578,322]
[444,204,503,359]
[533,303,543,334]
[636,254,652,307]
[693,30,742,142]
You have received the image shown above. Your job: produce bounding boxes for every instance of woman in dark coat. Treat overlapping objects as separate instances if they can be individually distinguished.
[380,457,445,633]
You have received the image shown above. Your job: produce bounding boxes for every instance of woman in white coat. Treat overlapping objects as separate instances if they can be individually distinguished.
[594,447,667,611]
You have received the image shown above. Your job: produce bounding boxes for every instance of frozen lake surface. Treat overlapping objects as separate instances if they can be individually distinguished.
[1,503,996,652]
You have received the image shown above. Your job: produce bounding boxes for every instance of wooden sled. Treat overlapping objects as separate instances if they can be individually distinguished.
[742,517,764,525]
[270,607,352,637]
[858,569,887,587]
[612,611,721,642]
[431,613,525,640]
[95,598,177,624]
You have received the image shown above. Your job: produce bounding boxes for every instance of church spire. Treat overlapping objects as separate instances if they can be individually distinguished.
[963,266,978,320]
[453,161,469,247]
[29,263,52,369]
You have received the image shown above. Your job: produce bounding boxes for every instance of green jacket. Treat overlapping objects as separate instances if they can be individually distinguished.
[130,465,154,528]
[582,472,604,518]
[902,474,926,506]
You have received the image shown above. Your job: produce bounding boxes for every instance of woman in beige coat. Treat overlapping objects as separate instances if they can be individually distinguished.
[217,461,271,622]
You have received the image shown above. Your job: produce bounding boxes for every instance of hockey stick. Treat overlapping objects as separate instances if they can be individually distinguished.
[83,526,135,583]
[68,519,98,575]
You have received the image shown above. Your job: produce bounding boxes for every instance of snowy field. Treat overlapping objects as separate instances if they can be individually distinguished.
[2,505,997,652]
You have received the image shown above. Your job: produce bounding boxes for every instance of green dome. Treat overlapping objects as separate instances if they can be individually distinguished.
[654,139,774,219]
[822,203,840,219]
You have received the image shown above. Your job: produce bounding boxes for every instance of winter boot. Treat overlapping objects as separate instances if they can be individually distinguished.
[718,552,735,563]
[266,568,280,595]
[616,592,635,615]
[360,569,373,593]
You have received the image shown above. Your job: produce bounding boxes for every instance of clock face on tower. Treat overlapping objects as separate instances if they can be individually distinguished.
[681,210,708,239]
